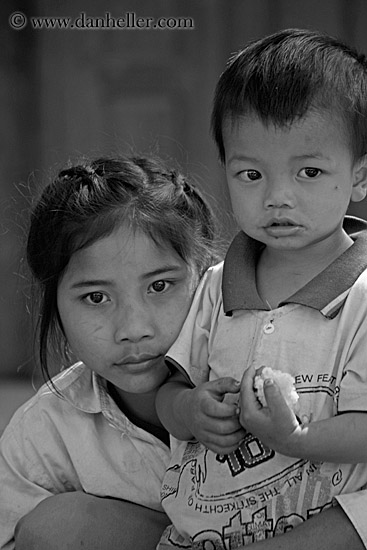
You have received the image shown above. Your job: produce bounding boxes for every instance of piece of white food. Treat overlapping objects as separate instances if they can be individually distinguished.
[254,367,299,412]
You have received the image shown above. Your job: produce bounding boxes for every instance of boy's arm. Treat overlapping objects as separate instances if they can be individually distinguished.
[289,411,367,463]
[240,366,367,463]
[156,370,245,454]
[155,371,196,441]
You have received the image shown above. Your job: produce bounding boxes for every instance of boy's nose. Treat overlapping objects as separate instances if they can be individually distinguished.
[263,178,296,209]
[113,303,154,343]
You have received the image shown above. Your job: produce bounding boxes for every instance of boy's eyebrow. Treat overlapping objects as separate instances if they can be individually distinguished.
[227,154,258,163]
[292,153,331,161]
[227,152,331,164]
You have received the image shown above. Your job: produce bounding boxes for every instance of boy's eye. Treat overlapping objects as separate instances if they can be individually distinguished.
[239,170,262,182]
[299,167,321,178]
[150,280,169,293]
[84,292,109,305]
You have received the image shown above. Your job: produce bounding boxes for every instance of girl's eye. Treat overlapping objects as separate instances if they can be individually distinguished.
[150,280,169,294]
[299,167,322,178]
[238,169,262,182]
[84,292,109,305]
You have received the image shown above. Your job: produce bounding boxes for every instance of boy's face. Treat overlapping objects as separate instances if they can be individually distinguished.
[223,111,367,255]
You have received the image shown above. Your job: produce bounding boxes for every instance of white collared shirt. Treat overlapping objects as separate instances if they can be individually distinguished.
[0,362,170,550]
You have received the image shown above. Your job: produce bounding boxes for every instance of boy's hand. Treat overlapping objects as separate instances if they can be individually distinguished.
[183,377,246,455]
[239,366,302,457]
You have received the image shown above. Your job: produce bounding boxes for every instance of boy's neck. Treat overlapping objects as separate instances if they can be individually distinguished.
[256,230,353,309]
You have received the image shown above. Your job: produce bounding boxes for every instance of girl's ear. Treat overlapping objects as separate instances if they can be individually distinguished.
[351,154,367,202]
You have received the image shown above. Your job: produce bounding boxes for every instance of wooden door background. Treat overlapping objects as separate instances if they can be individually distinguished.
[2,0,367,380]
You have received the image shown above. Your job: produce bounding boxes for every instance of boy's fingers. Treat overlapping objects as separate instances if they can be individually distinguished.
[204,427,246,454]
[240,366,259,407]
[204,378,242,418]
[211,377,241,397]
[205,395,240,418]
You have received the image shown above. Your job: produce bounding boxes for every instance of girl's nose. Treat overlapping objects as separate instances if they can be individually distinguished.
[263,177,296,209]
[113,303,154,344]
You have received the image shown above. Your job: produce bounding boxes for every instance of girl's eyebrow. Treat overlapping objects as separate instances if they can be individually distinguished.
[141,265,184,280]
[70,279,113,289]
[70,265,185,289]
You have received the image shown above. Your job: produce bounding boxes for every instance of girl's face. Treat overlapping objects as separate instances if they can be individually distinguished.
[57,225,198,395]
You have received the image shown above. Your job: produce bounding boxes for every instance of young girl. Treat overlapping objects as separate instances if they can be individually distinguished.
[0,155,220,550]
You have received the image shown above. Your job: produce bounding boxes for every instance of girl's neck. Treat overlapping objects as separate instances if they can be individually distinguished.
[108,383,163,429]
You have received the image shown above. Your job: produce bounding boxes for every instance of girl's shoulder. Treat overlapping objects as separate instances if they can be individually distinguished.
[198,261,224,307]
[206,260,224,277]
[1,363,97,441]
[199,261,224,295]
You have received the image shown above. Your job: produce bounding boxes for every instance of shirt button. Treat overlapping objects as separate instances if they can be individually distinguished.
[263,321,274,334]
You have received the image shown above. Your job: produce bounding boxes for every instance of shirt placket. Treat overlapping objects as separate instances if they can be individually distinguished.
[251,311,280,371]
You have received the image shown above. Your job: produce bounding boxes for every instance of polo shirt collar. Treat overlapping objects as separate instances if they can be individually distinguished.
[54,362,106,413]
[223,216,367,318]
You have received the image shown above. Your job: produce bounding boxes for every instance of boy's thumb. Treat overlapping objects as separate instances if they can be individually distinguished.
[263,378,286,411]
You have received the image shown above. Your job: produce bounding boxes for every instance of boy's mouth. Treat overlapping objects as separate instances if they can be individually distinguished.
[264,219,302,236]
[265,218,297,228]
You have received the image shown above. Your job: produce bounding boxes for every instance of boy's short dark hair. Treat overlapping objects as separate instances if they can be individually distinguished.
[211,28,367,162]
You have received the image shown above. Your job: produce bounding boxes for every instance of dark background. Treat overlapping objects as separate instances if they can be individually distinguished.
[2,0,367,429]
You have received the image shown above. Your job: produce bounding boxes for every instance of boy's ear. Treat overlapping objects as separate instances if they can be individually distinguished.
[351,154,367,203]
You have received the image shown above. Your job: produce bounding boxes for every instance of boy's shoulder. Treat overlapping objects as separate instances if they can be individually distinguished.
[337,216,367,286]
[348,265,367,294]
[344,215,367,237]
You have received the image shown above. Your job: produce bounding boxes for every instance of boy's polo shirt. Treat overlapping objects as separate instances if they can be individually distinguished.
[161,216,367,548]
[166,216,367,415]
[0,362,170,550]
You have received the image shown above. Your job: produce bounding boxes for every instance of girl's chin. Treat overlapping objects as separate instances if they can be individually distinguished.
[114,372,170,395]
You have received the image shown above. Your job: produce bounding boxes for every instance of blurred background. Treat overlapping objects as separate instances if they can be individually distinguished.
[2,0,367,433]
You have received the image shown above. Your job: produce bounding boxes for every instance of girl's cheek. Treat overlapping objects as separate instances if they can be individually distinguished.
[89,323,107,336]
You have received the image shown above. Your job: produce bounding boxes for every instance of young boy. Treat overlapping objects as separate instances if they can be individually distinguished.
[156,28,367,548]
